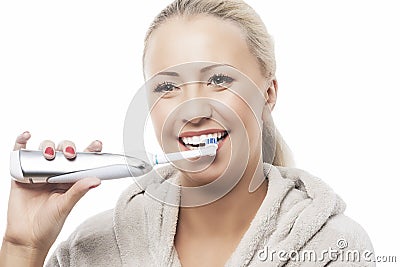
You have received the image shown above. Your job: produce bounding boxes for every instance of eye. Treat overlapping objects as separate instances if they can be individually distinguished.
[153,82,180,93]
[207,74,234,87]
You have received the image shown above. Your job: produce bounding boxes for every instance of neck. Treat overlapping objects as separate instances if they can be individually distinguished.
[177,157,267,239]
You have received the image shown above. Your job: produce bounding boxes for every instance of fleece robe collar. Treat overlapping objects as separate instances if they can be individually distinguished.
[113,162,345,266]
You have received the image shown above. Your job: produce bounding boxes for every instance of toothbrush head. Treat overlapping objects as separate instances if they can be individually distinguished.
[199,137,218,157]
[200,137,217,146]
[204,137,217,146]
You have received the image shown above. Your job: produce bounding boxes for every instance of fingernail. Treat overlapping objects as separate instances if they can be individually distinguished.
[44,147,55,156]
[95,140,102,145]
[65,146,75,154]
[89,184,100,189]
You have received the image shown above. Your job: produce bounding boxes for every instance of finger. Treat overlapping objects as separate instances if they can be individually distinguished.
[56,140,76,159]
[13,131,31,151]
[84,140,102,152]
[39,140,56,160]
[11,180,73,192]
[58,177,101,216]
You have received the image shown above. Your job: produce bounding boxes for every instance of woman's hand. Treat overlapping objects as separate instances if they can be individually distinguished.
[1,131,102,261]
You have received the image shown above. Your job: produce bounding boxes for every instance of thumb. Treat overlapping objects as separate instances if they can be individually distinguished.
[59,177,101,216]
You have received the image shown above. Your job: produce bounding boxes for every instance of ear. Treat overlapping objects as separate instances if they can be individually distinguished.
[264,79,278,111]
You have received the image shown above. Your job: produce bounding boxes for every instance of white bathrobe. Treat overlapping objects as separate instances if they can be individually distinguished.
[46,163,375,266]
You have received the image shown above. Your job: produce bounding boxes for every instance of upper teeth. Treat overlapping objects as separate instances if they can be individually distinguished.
[181,132,226,146]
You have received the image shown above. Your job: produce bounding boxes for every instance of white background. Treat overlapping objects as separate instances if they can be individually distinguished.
[1,0,399,263]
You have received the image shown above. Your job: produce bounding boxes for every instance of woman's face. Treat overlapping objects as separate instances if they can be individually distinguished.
[144,15,276,186]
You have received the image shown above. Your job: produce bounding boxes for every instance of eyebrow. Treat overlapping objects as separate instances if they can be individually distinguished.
[156,63,234,77]
[156,71,179,77]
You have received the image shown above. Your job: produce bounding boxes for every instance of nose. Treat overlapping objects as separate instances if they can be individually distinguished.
[180,83,213,124]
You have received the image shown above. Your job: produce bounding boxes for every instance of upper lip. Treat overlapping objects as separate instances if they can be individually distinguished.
[179,129,228,138]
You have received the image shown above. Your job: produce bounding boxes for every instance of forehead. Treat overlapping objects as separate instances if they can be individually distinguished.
[144,15,256,79]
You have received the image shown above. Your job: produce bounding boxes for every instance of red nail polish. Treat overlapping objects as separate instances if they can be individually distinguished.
[44,147,54,156]
[89,184,100,189]
[65,146,75,154]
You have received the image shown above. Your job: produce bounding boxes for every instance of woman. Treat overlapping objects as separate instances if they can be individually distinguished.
[0,0,374,266]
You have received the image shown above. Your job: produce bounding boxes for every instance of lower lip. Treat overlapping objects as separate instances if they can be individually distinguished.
[178,134,229,152]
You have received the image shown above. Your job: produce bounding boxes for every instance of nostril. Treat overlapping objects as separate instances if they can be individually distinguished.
[183,116,210,124]
[179,99,213,123]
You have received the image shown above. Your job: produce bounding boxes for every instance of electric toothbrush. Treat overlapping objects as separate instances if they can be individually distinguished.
[9,138,218,184]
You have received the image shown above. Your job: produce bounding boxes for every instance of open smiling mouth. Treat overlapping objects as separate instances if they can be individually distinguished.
[179,130,229,150]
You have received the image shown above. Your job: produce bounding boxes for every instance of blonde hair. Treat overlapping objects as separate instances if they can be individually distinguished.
[143,0,295,167]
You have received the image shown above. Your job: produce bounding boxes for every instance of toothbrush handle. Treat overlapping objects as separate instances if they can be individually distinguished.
[46,165,142,183]
[10,149,152,183]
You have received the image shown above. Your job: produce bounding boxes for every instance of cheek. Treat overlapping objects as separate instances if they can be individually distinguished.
[224,94,263,137]
[150,102,171,142]
[150,99,186,154]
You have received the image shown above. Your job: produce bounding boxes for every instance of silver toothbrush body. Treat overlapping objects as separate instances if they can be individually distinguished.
[10,150,153,184]
[9,137,218,184]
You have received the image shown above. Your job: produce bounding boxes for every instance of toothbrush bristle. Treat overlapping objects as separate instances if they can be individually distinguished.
[205,137,217,145]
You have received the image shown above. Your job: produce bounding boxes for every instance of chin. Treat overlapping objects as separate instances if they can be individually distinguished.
[183,169,222,186]
[179,151,231,187]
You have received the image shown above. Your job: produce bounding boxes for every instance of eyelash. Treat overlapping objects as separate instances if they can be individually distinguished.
[207,73,234,87]
[153,82,180,93]
[153,73,234,93]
